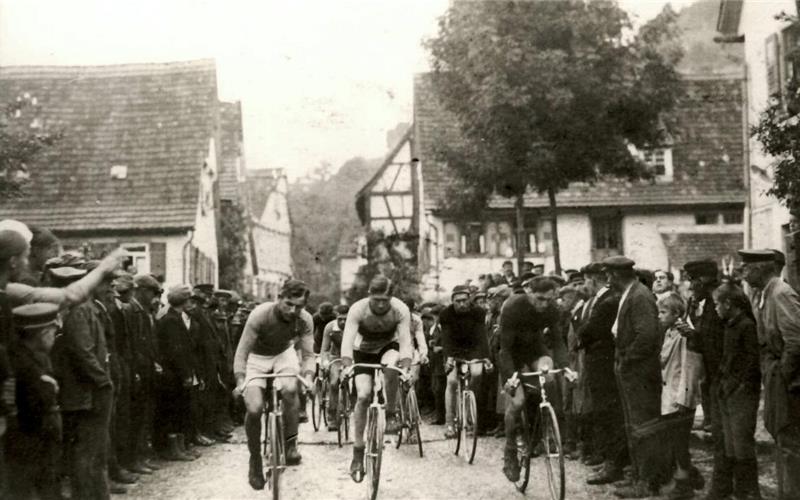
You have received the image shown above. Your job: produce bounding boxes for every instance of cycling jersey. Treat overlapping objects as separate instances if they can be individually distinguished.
[320,319,344,358]
[341,296,412,362]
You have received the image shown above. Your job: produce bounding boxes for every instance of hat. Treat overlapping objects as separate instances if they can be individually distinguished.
[134,274,162,293]
[738,249,776,263]
[548,273,567,287]
[532,264,545,276]
[683,260,718,279]
[112,272,134,292]
[566,270,584,285]
[581,262,604,275]
[471,291,487,300]
[488,284,512,300]
[167,284,192,306]
[48,266,87,284]
[0,220,32,244]
[772,249,786,266]
[45,251,86,269]
[280,279,309,298]
[0,229,30,260]
[451,284,471,299]
[13,303,60,331]
[214,289,233,299]
[602,256,635,270]
[194,283,215,295]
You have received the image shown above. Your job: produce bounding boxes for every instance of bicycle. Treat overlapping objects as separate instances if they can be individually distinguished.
[249,373,311,500]
[336,373,354,447]
[343,363,406,500]
[449,358,491,464]
[506,366,570,500]
[394,362,423,457]
[312,358,343,432]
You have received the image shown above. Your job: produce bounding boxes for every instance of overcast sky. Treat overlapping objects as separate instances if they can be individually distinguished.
[0,0,695,178]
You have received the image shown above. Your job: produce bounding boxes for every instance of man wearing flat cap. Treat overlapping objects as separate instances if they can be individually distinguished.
[739,249,800,497]
[233,279,315,490]
[602,255,664,497]
[5,303,61,499]
[681,259,729,496]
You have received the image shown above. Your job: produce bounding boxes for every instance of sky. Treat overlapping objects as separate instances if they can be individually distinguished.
[0,0,695,179]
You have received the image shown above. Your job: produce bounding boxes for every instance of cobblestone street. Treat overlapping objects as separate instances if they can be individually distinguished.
[121,414,780,500]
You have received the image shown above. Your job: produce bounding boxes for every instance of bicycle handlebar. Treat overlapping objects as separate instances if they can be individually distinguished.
[342,363,407,379]
[453,358,492,365]
[247,373,312,389]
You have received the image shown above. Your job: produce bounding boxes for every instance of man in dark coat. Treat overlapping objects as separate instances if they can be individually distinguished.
[52,266,114,500]
[603,256,663,498]
[741,249,800,499]
[683,259,728,497]
[579,263,628,484]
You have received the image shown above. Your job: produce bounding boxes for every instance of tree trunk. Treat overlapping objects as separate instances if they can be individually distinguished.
[515,193,526,272]
[548,187,562,274]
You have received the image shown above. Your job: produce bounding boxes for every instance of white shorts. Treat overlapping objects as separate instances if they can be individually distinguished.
[244,347,299,391]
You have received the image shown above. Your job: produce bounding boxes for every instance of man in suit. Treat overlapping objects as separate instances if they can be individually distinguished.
[603,256,663,498]
[579,263,627,485]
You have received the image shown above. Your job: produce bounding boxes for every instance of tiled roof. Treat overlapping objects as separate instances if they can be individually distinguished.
[246,168,281,220]
[0,59,219,232]
[660,231,743,270]
[219,101,244,203]
[413,72,747,212]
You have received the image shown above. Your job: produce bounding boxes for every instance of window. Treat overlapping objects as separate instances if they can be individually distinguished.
[110,165,128,179]
[766,25,800,105]
[642,148,673,180]
[122,243,149,274]
[592,217,622,250]
[722,211,743,225]
[695,213,717,225]
[460,224,485,255]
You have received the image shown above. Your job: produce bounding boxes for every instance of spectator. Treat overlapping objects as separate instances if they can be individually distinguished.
[500,260,516,286]
[653,270,675,300]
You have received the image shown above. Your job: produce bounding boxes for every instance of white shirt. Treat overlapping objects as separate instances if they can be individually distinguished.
[611,282,635,337]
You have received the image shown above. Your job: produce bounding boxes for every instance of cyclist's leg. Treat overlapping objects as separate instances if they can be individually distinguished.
[328,363,341,423]
[353,372,374,448]
[410,350,421,385]
[502,385,526,481]
[243,385,266,457]
[380,348,400,415]
[273,348,300,442]
[444,367,458,435]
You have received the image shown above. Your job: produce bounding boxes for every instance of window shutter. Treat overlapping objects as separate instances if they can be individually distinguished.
[766,33,783,100]
[149,242,166,280]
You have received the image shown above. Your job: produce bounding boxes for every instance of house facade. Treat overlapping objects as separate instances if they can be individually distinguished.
[353,72,748,301]
[0,59,221,289]
[245,168,293,301]
[716,0,800,283]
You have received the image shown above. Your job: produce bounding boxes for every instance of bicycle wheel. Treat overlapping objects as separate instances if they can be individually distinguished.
[395,388,406,449]
[320,379,329,428]
[514,407,532,493]
[310,378,321,431]
[365,406,384,500]
[267,413,283,500]
[464,390,479,464]
[407,388,423,458]
[541,404,565,500]
[337,384,347,447]
[452,390,462,456]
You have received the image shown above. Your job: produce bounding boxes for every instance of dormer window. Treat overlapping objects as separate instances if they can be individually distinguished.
[642,148,673,181]
[110,165,128,179]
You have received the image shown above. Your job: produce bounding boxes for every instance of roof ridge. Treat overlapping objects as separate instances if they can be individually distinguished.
[0,58,216,79]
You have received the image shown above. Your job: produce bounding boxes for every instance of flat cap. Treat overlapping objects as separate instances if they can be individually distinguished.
[112,273,134,292]
[548,273,567,287]
[488,284,512,300]
[134,274,162,292]
[738,249,777,263]
[194,284,215,295]
[602,256,635,269]
[471,291,487,300]
[45,251,87,269]
[13,303,60,330]
[451,284,471,298]
[566,270,584,285]
[683,260,718,279]
[214,289,233,299]
[532,263,545,276]
[772,249,786,265]
[49,266,87,284]
[167,284,192,306]
[581,262,604,275]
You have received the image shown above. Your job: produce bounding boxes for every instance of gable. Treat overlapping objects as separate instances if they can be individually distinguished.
[0,59,219,232]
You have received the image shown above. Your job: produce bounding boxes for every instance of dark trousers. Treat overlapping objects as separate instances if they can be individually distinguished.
[663,408,695,471]
[719,386,759,460]
[154,381,191,450]
[63,388,113,500]
[432,374,446,423]
[114,363,131,468]
[5,426,60,500]
[129,376,154,457]
[776,425,800,499]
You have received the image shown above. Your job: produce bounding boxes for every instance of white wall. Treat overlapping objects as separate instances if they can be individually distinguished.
[192,138,220,284]
[556,213,592,271]
[740,0,797,249]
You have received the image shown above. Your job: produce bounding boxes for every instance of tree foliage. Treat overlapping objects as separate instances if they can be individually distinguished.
[0,95,61,198]
[752,15,800,216]
[219,201,250,291]
[347,229,421,303]
[424,0,683,270]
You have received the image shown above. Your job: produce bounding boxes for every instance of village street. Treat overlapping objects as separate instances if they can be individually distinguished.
[122,414,780,500]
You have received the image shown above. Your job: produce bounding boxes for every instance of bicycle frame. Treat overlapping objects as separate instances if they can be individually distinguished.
[451,358,489,464]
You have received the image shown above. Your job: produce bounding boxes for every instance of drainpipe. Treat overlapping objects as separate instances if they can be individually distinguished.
[742,64,752,248]
[182,229,194,283]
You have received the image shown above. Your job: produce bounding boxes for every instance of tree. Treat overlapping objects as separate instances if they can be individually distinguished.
[425,0,683,272]
[218,201,250,290]
[752,13,800,217]
[0,95,61,198]
[347,229,421,303]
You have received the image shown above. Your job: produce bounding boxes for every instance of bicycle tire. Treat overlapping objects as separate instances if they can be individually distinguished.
[395,387,406,449]
[310,379,320,431]
[514,407,532,493]
[464,390,479,464]
[365,406,383,500]
[337,384,348,447]
[453,391,462,456]
[267,413,282,500]
[407,388,423,458]
[541,404,565,500]
[320,378,329,428]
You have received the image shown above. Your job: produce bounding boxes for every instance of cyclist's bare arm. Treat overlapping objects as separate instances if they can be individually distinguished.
[395,303,413,368]
[296,312,316,377]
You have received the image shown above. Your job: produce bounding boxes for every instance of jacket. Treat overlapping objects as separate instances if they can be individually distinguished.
[660,326,703,415]
[156,307,197,389]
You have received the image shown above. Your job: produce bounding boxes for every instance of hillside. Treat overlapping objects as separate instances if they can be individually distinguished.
[676,0,744,74]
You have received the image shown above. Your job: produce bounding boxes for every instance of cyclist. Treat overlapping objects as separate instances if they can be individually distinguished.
[438,284,492,439]
[320,304,349,430]
[498,276,567,482]
[341,276,412,480]
[232,280,315,491]
[404,298,430,384]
